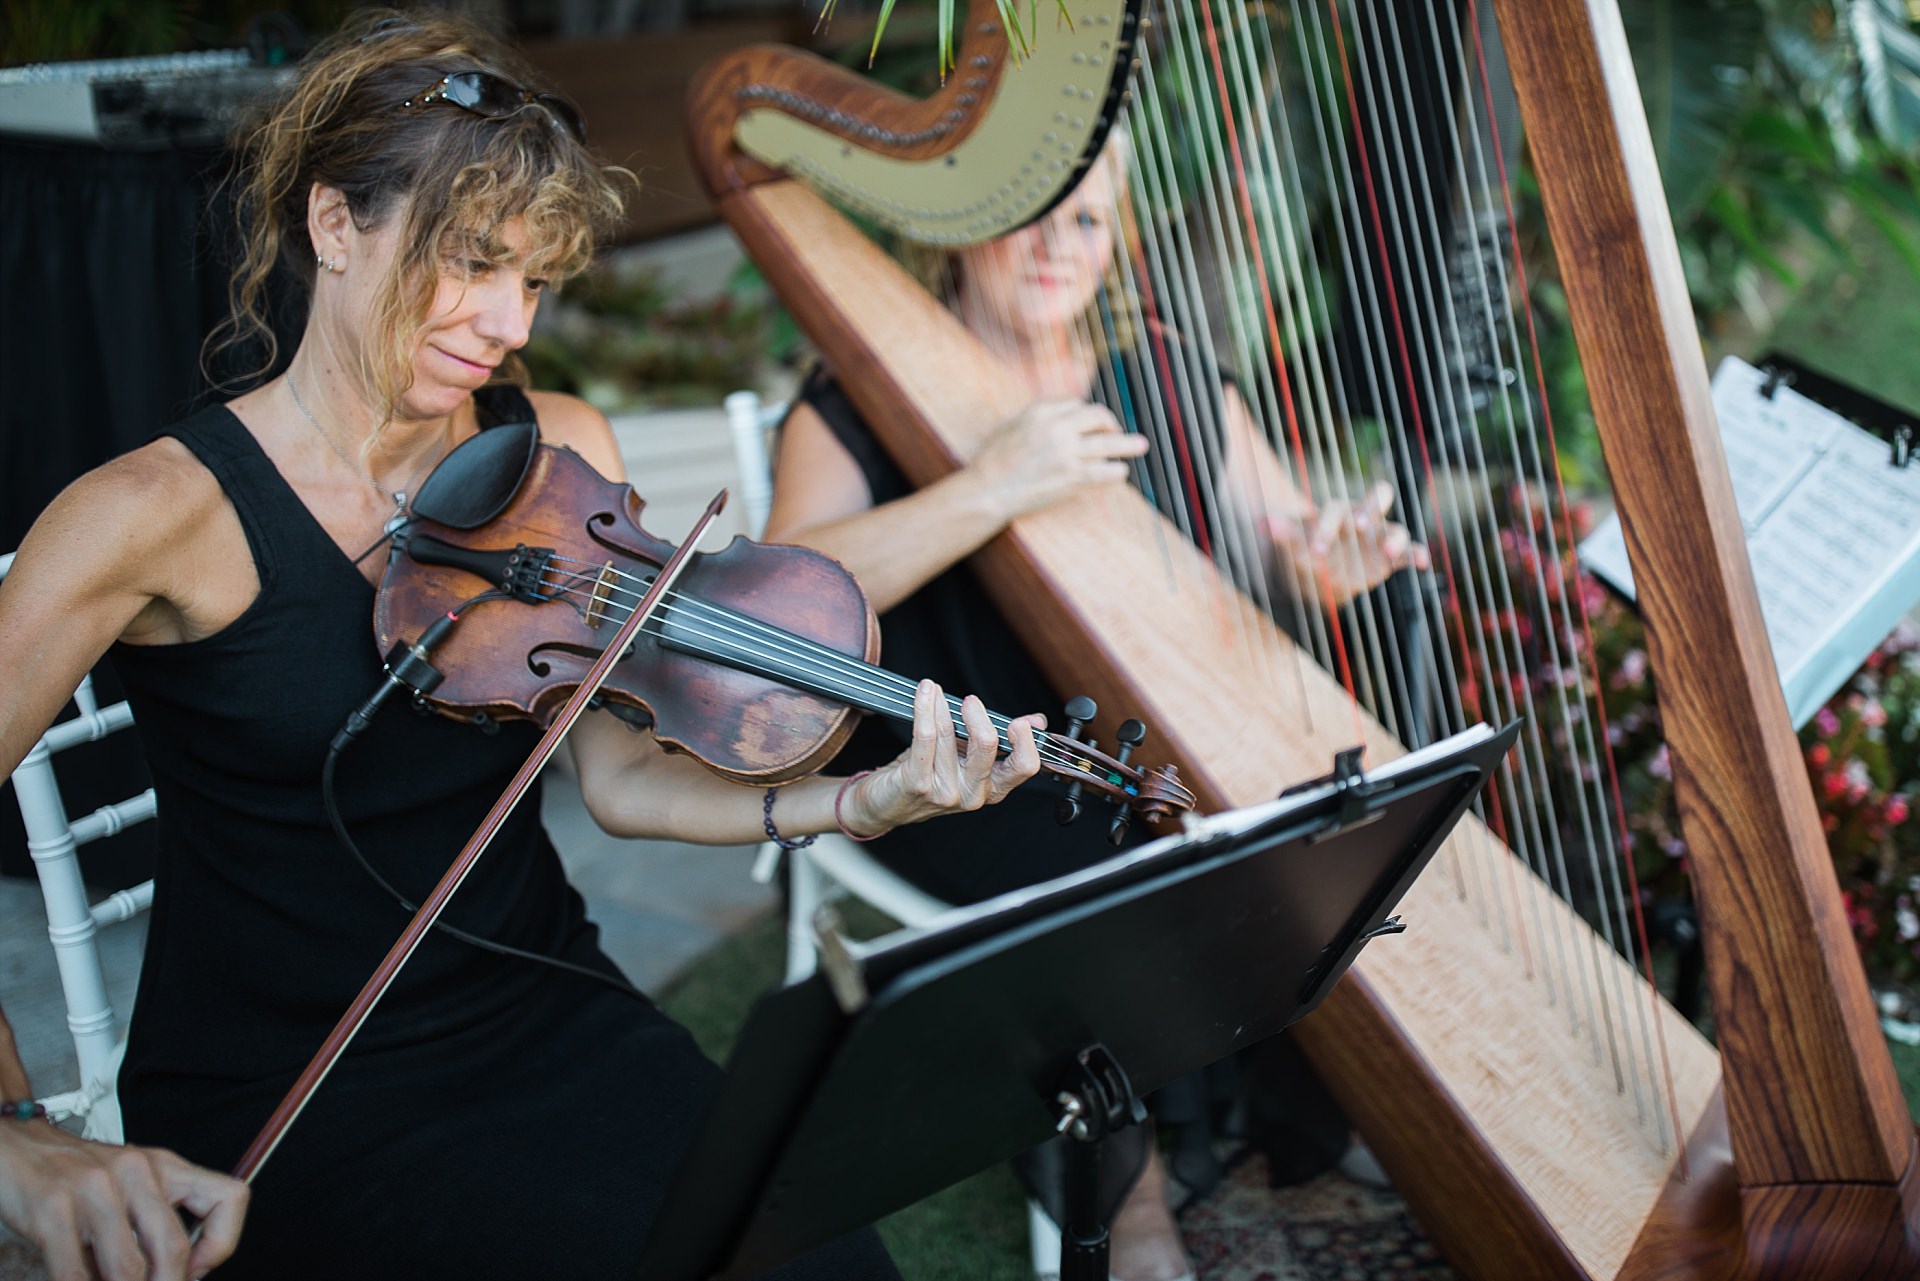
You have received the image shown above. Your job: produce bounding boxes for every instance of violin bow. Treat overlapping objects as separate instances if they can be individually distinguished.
[230,492,729,1185]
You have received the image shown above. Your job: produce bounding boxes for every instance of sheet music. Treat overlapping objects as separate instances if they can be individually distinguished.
[1579,356,1920,726]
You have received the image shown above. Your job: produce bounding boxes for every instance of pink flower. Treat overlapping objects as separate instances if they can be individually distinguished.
[1888,796,1910,825]
[1809,743,1831,768]
[1648,744,1671,780]
[1861,700,1889,729]
[1816,707,1842,737]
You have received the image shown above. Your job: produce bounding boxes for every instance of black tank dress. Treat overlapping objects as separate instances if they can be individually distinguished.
[109,393,898,1280]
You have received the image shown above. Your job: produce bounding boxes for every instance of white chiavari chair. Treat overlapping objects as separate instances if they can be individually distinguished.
[2,550,155,1142]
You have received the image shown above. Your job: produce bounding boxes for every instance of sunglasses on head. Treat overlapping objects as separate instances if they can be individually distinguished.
[401,71,587,145]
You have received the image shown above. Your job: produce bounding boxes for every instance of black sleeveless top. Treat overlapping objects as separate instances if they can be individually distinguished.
[111,388,607,1086]
[797,344,1233,904]
[107,390,899,1280]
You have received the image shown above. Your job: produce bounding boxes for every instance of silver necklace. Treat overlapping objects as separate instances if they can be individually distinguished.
[286,370,437,535]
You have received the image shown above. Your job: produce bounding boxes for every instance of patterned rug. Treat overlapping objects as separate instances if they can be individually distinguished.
[1182,1154,1455,1281]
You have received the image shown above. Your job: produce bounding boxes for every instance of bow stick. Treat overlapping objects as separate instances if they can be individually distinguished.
[230,492,729,1185]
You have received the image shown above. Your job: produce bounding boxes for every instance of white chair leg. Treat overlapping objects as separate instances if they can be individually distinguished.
[16,742,121,1096]
[785,847,825,983]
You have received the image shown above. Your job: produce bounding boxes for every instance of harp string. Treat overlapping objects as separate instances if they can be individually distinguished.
[854,0,1685,1153]
[1326,0,1606,1054]
[1133,2,1367,738]
[1122,48,1303,693]
[1340,0,1655,1113]
[1269,0,1523,940]
[1405,0,1656,1120]
[1454,0,1684,1148]
[1135,0,1678,1146]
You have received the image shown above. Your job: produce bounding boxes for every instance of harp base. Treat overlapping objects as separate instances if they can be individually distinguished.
[1621,1091,1920,1281]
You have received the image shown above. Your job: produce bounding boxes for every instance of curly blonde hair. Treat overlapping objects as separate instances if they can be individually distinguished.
[208,8,630,421]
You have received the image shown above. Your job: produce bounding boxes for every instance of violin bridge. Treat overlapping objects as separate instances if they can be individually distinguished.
[584,562,620,630]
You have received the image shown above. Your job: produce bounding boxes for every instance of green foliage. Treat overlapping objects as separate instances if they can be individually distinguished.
[2,0,192,65]
[520,260,789,414]
[1617,0,1920,323]
[824,0,1074,76]
[1,0,354,67]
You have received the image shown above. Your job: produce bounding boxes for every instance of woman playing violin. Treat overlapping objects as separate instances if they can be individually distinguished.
[0,11,1038,1280]
[765,135,1424,1281]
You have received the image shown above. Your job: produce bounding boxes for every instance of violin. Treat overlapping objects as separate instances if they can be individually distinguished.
[372,418,1195,837]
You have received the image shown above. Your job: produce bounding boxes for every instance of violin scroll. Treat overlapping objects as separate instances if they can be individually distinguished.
[1036,696,1193,842]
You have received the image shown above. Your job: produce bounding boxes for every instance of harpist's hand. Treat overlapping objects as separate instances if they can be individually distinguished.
[0,1120,248,1281]
[1267,481,1429,606]
[839,680,1043,834]
[966,400,1150,524]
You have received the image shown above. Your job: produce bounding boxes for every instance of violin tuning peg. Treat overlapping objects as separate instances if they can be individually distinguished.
[1107,809,1131,847]
[1055,697,1103,826]
[1055,789,1084,827]
[1114,718,1146,763]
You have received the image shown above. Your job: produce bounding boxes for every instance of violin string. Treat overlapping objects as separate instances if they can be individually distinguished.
[535,557,996,727]
[423,549,1156,792]
[529,559,1120,780]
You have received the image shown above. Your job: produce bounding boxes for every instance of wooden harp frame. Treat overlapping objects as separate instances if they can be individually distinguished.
[685,1,1920,1275]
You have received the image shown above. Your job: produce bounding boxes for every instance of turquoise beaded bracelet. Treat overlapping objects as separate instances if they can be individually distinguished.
[2,1100,48,1120]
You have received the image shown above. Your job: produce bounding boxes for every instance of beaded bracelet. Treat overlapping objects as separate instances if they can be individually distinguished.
[834,770,893,842]
[1,1100,47,1121]
[762,787,817,853]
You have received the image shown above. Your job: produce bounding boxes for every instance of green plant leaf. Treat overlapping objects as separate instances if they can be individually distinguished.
[1705,187,1800,285]
[867,0,901,67]
[1622,0,1766,224]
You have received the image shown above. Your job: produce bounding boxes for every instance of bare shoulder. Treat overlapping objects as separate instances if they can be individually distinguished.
[26,438,225,576]
[1,436,233,678]
[527,390,624,482]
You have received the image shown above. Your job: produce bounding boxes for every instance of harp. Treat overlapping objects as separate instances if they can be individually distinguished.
[684,1,1920,1275]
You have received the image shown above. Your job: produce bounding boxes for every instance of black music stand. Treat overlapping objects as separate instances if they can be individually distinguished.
[635,720,1521,1281]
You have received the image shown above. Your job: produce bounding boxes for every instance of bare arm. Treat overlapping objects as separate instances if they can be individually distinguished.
[570,681,1041,842]
[0,1001,28,1101]
[0,443,217,783]
[764,398,1148,614]
[0,453,251,1280]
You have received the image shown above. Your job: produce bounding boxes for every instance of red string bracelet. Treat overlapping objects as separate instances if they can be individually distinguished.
[834,769,892,842]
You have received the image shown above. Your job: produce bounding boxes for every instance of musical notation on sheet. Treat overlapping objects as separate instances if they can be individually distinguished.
[1579,355,1920,728]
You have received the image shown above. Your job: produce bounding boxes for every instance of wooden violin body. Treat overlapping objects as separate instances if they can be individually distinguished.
[375,440,877,785]
[374,437,1193,822]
